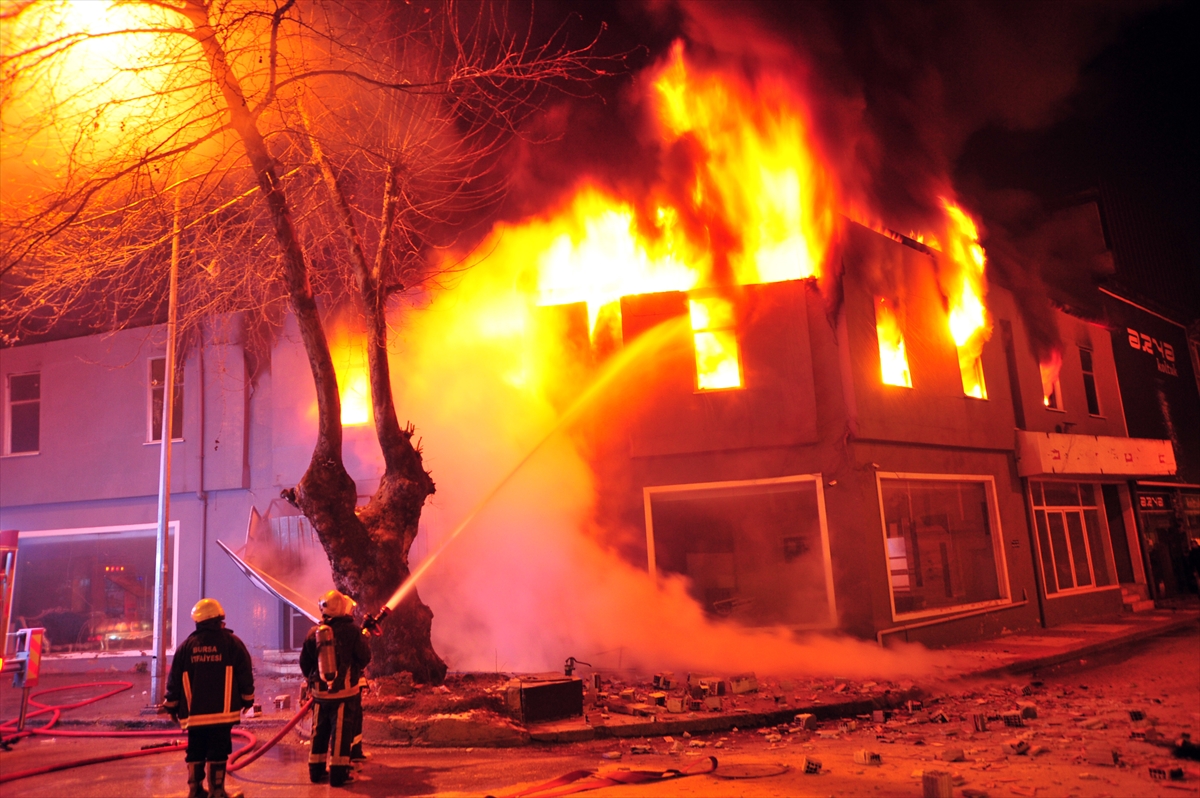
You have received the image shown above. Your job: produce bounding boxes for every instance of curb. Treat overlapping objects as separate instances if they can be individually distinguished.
[527,688,925,743]
[963,614,1199,680]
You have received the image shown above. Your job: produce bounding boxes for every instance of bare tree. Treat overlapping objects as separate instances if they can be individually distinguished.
[0,0,604,680]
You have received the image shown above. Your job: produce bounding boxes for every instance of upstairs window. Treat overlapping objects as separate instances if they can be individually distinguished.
[6,372,40,454]
[1043,378,1062,411]
[1079,347,1101,416]
[689,295,742,391]
[875,297,912,387]
[148,358,183,442]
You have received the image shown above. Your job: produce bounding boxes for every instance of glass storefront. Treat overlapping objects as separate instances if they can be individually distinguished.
[878,476,1008,617]
[11,524,176,654]
[646,476,836,628]
[1030,482,1116,595]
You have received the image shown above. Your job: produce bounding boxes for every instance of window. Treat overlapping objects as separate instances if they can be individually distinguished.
[689,295,742,391]
[878,475,1009,617]
[281,603,315,651]
[1079,348,1101,416]
[958,352,987,399]
[11,524,177,655]
[645,476,836,627]
[148,357,183,442]
[1031,481,1116,595]
[875,297,912,387]
[6,372,40,454]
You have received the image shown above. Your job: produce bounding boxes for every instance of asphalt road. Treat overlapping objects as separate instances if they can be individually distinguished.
[1,625,1196,797]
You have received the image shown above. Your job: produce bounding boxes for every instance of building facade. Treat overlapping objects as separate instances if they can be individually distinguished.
[0,221,1182,667]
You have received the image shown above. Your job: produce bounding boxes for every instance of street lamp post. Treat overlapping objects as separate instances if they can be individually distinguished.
[150,193,181,706]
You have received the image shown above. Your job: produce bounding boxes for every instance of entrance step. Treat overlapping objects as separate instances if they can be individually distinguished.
[1123,598,1156,613]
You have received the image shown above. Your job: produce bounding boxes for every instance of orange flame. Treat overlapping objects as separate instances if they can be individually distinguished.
[689,295,742,390]
[1040,351,1063,408]
[939,199,990,399]
[330,331,370,426]
[876,297,912,388]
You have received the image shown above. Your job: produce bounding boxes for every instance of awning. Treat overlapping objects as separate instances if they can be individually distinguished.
[216,503,333,622]
[217,539,320,622]
[1015,430,1176,478]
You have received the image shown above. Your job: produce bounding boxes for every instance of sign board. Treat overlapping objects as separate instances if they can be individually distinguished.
[1016,431,1176,477]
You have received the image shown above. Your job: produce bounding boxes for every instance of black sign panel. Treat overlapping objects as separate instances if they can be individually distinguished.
[1106,295,1200,483]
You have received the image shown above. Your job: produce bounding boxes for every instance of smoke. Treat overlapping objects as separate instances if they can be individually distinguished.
[379,227,932,679]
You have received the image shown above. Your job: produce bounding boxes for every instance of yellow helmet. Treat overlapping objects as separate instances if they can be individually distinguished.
[191,598,225,623]
[318,590,356,618]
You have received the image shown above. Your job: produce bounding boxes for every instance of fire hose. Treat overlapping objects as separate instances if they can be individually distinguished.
[0,680,312,785]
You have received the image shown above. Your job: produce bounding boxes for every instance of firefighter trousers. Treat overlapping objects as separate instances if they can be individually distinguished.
[309,697,361,776]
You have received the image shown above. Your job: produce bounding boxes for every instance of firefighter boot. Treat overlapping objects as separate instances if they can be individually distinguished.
[309,764,328,783]
[187,762,208,798]
[330,765,354,787]
[206,762,243,798]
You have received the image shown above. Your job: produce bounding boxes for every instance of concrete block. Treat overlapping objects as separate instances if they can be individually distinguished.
[971,714,988,731]
[1001,739,1030,756]
[854,749,882,765]
[703,695,723,711]
[649,691,667,706]
[800,756,822,774]
[729,673,758,695]
[665,697,684,714]
[922,770,953,798]
[273,694,291,711]
[1001,711,1024,727]
[939,748,965,762]
[653,672,676,689]
[1018,702,1038,719]
[1086,746,1117,766]
[793,713,818,730]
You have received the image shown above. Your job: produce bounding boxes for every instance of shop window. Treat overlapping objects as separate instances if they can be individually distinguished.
[1079,347,1101,416]
[11,524,177,654]
[645,476,835,628]
[1031,481,1116,595]
[878,475,1008,617]
[5,372,40,454]
[148,357,183,442]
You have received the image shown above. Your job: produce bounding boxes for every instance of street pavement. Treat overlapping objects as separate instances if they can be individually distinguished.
[0,615,1196,797]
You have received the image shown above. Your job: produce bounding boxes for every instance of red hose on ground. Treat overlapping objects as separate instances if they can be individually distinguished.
[0,680,303,785]
[228,697,313,772]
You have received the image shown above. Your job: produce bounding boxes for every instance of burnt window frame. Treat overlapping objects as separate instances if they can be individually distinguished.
[4,371,41,456]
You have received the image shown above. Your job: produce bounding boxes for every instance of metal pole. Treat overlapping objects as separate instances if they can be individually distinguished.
[150,192,181,705]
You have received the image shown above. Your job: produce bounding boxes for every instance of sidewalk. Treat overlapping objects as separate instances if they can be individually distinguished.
[939,608,1200,679]
[8,609,1196,745]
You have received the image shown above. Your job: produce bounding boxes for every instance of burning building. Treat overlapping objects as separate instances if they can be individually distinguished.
[0,38,1188,670]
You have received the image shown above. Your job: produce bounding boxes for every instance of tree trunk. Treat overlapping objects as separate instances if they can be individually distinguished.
[188,0,444,681]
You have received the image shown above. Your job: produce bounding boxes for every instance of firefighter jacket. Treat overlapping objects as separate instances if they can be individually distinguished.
[299,615,371,701]
[164,619,255,729]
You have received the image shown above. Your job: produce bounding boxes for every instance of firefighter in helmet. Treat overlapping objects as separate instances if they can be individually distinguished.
[299,589,371,786]
[164,598,255,798]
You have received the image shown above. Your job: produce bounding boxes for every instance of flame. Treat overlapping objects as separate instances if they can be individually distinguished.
[652,42,839,285]
[1040,352,1062,407]
[330,331,370,426]
[689,296,742,390]
[529,42,840,397]
[939,200,990,399]
[876,297,912,388]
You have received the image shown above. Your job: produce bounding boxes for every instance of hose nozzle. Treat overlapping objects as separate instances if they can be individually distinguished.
[362,606,391,636]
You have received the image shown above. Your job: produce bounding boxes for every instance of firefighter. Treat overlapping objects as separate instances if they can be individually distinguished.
[164,598,255,798]
[300,589,371,787]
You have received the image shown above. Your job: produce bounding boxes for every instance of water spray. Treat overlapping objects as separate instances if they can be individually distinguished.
[361,316,690,633]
